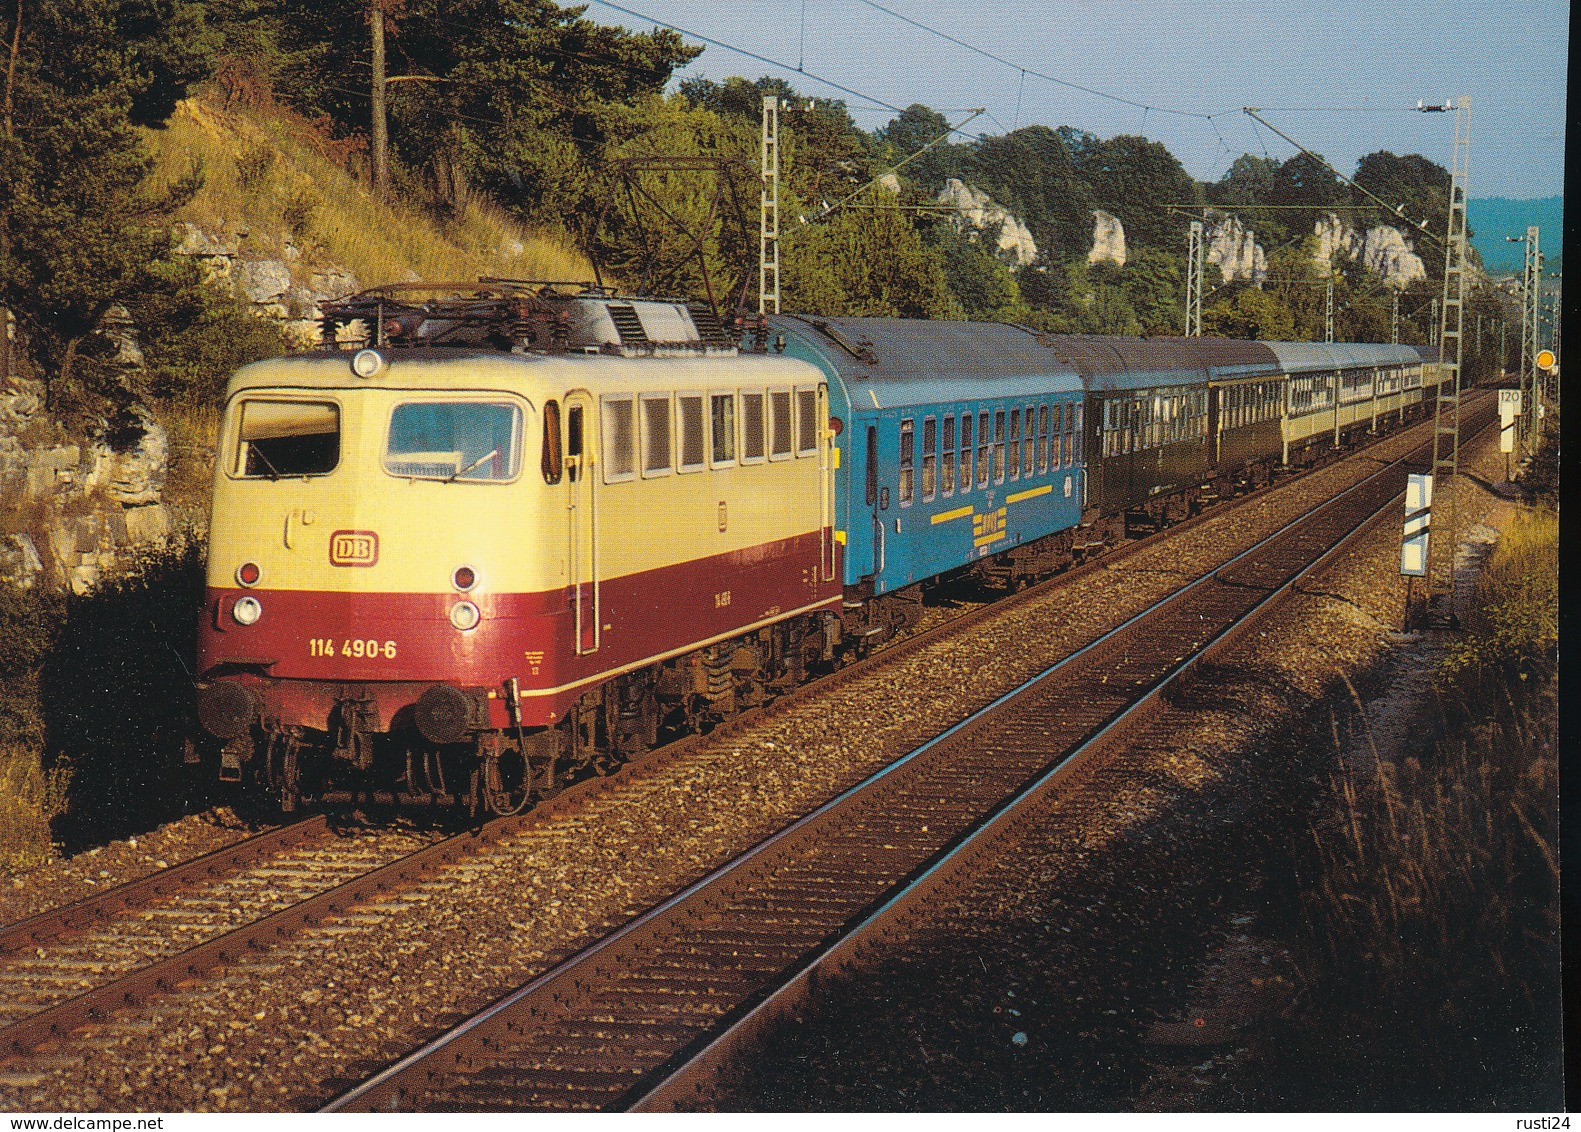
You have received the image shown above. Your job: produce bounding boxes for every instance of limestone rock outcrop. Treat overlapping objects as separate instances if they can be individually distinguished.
[0,378,178,594]
[1087,210,1126,267]
[1313,213,1426,288]
[936,179,1039,267]
[1205,213,1267,284]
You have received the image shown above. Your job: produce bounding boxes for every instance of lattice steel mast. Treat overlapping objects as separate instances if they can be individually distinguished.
[759,96,781,315]
[1426,95,1470,624]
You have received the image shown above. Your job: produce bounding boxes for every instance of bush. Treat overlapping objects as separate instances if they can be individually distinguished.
[0,584,70,873]
[1440,509,1558,692]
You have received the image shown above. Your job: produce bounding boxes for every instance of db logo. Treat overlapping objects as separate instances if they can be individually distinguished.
[330,530,379,567]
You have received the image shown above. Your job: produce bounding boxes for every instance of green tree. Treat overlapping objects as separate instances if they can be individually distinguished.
[964,125,1089,260]
[1202,286,1296,340]
[927,222,1026,322]
[873,103,960,188]
[784,200,949,318]
[0,0,215,413]
[1061,130,1198,253]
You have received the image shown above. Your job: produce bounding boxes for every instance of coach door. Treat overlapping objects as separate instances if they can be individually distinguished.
[820,385,835,582]
[565,392,599,654]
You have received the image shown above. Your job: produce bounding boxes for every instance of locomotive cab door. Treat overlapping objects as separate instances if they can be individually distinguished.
[564,392,599,654]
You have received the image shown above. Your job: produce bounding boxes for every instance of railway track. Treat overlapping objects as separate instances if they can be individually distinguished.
[0,395,1491,1106]
[327,408,1474,1113]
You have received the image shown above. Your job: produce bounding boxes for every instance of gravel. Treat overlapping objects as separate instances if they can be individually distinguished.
[0,412,1475,1112]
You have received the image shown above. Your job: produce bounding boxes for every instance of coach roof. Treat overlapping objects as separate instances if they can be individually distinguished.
[769,316,1083,409]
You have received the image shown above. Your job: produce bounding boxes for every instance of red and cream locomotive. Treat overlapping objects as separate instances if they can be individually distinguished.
[193,283,841,811]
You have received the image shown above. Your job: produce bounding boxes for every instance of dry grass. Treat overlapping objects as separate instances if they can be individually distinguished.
[1284,502,1561,1106]
[141,94,590,289]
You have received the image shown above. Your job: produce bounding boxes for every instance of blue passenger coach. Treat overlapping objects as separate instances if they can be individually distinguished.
[770,316,1086,599]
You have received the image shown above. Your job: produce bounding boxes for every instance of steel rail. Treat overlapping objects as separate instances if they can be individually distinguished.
[325,403,1492,1113]
[0,394,1488,1077]
[0,817,328,959]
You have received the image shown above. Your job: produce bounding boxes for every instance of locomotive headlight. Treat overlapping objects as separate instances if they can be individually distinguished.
[449,600,481,631]
[232,596,263,626]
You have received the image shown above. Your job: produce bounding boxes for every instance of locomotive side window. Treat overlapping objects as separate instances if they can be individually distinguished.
[958,414,972,495]
[235,400,339,478]
[384,401,519,482]
[741,391,766,462]
[941,415,955,495]
[796,388,819,456]
[601,396,636,483]
[921,417,936,501]
[770,389,793,459]
[542,399,563,484]
[678,394,705,472]
[710,394,736,466]
[641,394,672,477]
[898,418,914,506]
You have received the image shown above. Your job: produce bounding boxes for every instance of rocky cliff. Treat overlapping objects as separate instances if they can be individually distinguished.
[934,179,1039,267]
[1205,213,1267,284]
[1087,210,1126,268]
[1313,213,1426,288]
[0,378,179,594]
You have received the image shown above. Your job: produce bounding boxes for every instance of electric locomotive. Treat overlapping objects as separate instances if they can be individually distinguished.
[192,283,843,811]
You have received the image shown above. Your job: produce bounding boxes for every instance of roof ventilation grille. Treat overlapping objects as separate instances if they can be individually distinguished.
[607,304,649,344]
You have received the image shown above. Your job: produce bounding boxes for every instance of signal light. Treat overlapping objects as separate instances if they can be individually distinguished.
[236,562,261,587]
[453,566,477,591]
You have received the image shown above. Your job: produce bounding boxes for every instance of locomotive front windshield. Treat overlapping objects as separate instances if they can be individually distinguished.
[235,400,340,478]
[384,401,522,482]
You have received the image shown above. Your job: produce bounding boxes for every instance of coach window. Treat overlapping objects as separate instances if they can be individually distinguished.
[541,399,563,484]
[1073,403,1084,465]
[958,414,972,494]
[385,401,520,482]
[1007,409,1021,481]
[796,388,819,456]
[1057,403,1068,467]
[641,393,673,477]
[235,399,340,478]
[601,396,636,483]
[941,415,955,495]
[678,394,705,472]
[898,418,915,506]
[921,417,937,501]
[1037,405,1050,473]
[977,410,991,488]
[710,393,736,466]
[992,409,1006,483]
[770,389,794,459]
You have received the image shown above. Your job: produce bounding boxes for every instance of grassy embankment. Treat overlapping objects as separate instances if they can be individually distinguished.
[1,94,592,872]
[1275,443,1561,1107]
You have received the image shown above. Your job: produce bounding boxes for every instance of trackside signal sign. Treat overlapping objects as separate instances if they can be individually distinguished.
[1400,474,1432,577]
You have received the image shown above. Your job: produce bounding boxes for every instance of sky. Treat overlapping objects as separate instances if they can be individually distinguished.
[589,0,1570,200]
